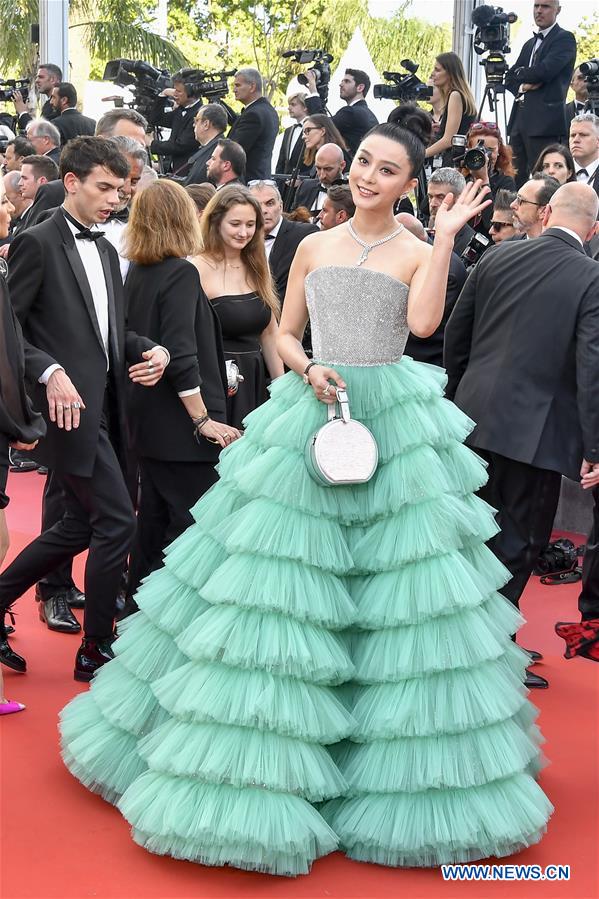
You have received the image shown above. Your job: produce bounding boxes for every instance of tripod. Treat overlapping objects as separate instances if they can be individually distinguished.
[477,80,508,136]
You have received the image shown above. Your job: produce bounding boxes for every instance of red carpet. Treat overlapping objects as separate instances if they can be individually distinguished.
[1,471,598,899]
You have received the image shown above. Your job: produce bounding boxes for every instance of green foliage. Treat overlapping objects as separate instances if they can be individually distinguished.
[574,13,599,66]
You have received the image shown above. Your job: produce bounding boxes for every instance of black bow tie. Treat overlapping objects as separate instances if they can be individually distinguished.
[533,31,545,40]
[108,207,129,224]
[577,169,588,178]
[62,207,105,241]
[265,233,276,241]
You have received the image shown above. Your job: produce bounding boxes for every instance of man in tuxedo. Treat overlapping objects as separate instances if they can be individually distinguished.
[275,93,307,175]
[249,180,318,302]
[318,185,355,231]
[148,74,201,174]
[3,136,35,173]
[427,169,474,257]
[509,172,560,239]
[293,143,346,220]
[505,0,576,187]
[25,119,61,166]
[444,182,599,690]
[569,113,599,197]
[206,139,246,189]
[228,69,279,181]
[303,68,378,157]
[50,83,96,144]
[12,64,62,131]
[183,104,227,186]
[17,155,59,214]
[565,67,589,125]
[0,136,170,681]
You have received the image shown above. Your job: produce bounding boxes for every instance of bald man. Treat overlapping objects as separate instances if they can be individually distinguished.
[293,143,346,220]
[445,183,599,690]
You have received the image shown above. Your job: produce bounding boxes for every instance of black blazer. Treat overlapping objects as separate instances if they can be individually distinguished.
[305,96,378,157]
[17,180,65,233]
[506,24,577,138]
[183,134,223,185]
[46,146,61,166]
[17,99,60,131]
[125,258,227,462]
[275,124,305,174]
[55,108,96,144]
[444,228,599,480]
[405,251,467,366]
[292,178,325,214]
[150,98,201,173]
[228,97,279,181]
[565,99,587,126]
[268,217,319,302]
[7,209,154,477]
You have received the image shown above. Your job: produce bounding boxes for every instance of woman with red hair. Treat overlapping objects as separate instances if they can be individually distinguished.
[462,122,517,234]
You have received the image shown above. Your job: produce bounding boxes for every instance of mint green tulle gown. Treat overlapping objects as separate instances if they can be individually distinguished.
[59,265,552,876]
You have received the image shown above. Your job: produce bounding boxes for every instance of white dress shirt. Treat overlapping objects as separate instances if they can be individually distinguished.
[575,158,599,183]
[264,215,283,260]
[100,218,130,283]
[529,22,558,66]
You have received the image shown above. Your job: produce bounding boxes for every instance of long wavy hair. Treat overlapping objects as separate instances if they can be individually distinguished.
[199,185,280,317]
[302,114,348,168]
[464,122,516,178]
[435,52,477,118]
[124,179,201,264]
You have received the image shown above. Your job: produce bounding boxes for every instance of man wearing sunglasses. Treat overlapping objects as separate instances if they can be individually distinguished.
[488,189,517,244]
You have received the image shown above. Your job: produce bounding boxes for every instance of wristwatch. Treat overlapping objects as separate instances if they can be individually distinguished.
[303,361,318,384]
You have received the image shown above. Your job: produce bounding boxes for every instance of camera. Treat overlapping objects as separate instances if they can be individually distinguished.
[103,59,172,118]
[579,58,599,111]
[464,139,493,171]
[472,5,517,86]
[0,78,30,103]
[534,538,579,575]
[461,231,491,266]
[172,67,237,102]
[281,49,333,102]
[373,61,433,102]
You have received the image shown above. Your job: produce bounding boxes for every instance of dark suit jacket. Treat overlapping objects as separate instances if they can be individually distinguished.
[183,134,223,185]
[125,258,227,462]
[275,123,305,174]
[17,180,65,233]
[565,99,587,126]
[305,96,378,157]
[55,108,96,144]
[506,24,576,138]
[228,97,279,181]
[405,251,467,366]
[7,209,154,477]
[46,146,61,166]
[587,166,599,199]
[17,99,59,132]
[150,98,201,173]
[292,178,325,214]
[454,222,475,257]
[444,228,599,480]
[268,217,319,302]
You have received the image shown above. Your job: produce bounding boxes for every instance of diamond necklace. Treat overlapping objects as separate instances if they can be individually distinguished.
[347,218,404,266]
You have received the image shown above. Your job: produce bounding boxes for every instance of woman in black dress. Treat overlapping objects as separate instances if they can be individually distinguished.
[0,182,45,713]
[425,52,477,167]
[190,186,283,430]
[123,180,241,599]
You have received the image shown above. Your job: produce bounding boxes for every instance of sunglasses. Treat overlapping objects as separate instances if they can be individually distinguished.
[469,121,500,133]
[302,126,324,135]
[247,179,278,188]
[489,220,513,230]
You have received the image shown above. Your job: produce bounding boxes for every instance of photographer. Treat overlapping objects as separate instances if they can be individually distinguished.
[303,68,378,157]
[148,73,201,174]
[425,53,477,166]
[228,69,279,181]
[461,122,517,235]
[183,104,227,186]
[13,64,62,130]
[505,0,576,186]
[565,67,589,125]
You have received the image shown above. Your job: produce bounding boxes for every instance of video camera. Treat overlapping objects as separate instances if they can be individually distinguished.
[0,78,30,103]
[373,61,433,103]
[103,59,172,118]
[472,5,517,85]
[579,58,599,112]
[173,67,237,103]
[281,49,333,102]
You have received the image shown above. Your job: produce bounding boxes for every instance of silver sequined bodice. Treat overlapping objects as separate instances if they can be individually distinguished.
[305,265,409,366]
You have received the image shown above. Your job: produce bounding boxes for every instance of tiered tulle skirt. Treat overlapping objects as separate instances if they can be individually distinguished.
[59,358,553,876]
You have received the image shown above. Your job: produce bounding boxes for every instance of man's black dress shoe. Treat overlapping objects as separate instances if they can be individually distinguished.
[525,668,549,689]
[38,593,81,633]
[115,595,139,622]
[8,449,39,473]
[0,619,26,672]
[523,647,544,663]
[66,586,85,608]
[74,638,115,682]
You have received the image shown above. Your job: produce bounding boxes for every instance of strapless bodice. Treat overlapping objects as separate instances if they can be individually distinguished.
[305,265,409,366]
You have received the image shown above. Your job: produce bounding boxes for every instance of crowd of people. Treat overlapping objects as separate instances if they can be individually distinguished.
[1,0,599,880]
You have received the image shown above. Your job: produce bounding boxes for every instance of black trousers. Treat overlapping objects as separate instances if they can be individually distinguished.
[37,470,76,594]
[578,485,599,620]
[127,457,218,597]
[0,422,136,639]
[510,130,564,188]
[476,449,562,608]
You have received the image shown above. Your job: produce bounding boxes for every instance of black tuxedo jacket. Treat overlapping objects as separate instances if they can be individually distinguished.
[292,178,325,214]
[506,24,576,138]
[565,99,587,126]
[46,146,61,166]
[125,257,227,462]
[17,180,65,233]
[183,134,222,185]
[275,124,305,174]
[228,97,279,181]
[55,108,96,144]
[444,228,599,480]
[150,98,201,173]
[405,251,467,366]
[587,166,599,199]
[268,217,319,302]
[7,210,154,477]
[17,99,59,132]
[305,96,378,157]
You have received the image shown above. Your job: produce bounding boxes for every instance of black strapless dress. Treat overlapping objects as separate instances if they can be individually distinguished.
[211,292,271,429]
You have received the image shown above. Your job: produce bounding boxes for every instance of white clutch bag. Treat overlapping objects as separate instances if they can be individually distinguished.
[305,388,378,487]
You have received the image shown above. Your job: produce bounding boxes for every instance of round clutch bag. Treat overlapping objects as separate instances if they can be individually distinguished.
[305,387,378,487]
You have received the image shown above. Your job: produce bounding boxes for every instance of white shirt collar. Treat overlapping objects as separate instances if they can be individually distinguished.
[537,21,558,38]
[267,216,283,239]
[348,96,364,107]
[575,157,599,178]
[549,225,583,247]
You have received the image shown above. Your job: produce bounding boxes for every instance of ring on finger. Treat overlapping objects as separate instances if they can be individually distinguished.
[147,360,154,370]
[323,385,331,396]
[71,402,81,410]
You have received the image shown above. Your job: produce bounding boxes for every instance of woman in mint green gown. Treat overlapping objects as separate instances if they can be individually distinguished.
[59,123,552,876]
